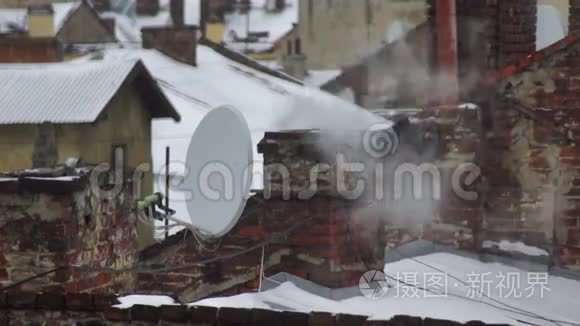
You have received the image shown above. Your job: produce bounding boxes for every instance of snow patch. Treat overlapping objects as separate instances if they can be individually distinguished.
[482,240,549,257]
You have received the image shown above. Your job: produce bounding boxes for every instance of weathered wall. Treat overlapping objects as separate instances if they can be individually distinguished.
[136,196,384,302]
[298,0,427,70]
[491,39,580,267]
[0,37,62,63]
[57,3,116,44]
[0,83,152,190]
[323,22,433,108]
[28,13,54,38]
[0,178,139,294]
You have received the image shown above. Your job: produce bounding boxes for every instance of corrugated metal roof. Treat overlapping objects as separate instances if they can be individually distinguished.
[0,59,140,124]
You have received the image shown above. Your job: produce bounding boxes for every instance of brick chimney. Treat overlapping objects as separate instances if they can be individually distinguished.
[429,0,537,98]
[170,0,184,26]
[0,37,63,63]
[496,0,537,67]
[136,0,160,16]
[142,26,197,66]
[570,0,580,35]
[257,130,385,287]
[90,0,110,11]
[433,0,459,104]
[27,4,54,38]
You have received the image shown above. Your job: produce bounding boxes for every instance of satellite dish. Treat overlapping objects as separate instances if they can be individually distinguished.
[182,105,253,237]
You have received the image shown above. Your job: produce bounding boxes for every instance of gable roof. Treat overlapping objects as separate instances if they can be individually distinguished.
[0,1,115,41]
[0,59,180,124]
[483,34,578,86]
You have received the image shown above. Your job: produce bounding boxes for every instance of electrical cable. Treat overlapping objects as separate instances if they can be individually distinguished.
[391,249,570,326]
[0,267,67,293]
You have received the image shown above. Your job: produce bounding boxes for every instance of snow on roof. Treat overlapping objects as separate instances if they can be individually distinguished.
[115,295,177,309]
[98,1,173,44]
[0,2,81,35]
[83,45,381,228]
[0,59,148,124]
[537,4,566,51]
[223,0,298,53]
[52,2,82,33]
[188,252,580,325]
[483,240,550,257]
[184,0,200,25]
[305,70,341,88]
[0,8,27,34]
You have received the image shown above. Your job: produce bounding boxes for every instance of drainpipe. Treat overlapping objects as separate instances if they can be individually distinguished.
[435,0,459,104]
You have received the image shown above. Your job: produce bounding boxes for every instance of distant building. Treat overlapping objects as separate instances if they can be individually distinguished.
[0,1,116,44]
[298,0,427,70]
[0,59,179,190]
[222,0,298,61]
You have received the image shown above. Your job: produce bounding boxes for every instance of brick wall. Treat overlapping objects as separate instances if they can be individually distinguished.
[0,175,139,294]
[0,291,508,325]
[142,26,197,66]
[0,37,62,63]
[571,0,580,35]
[136,195,384,301]
[489,39,580,267]
[434,0,537,70]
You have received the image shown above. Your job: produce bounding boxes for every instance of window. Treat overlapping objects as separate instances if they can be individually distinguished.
[295,38,302,55]
[110,144,127,185]
[287,40,293,55]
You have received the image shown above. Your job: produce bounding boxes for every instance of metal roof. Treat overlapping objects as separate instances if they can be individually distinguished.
[0,59,179,124]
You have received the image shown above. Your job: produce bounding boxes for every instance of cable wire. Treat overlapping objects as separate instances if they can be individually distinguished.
[391,249,571,326]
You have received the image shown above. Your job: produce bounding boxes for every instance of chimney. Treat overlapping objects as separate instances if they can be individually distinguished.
[266,0,285,12]
[200,0,210,38]
[257,130,385,288]
[433,0,459,104]
[0,37,63,63]
[170,0,184,26]
[101,17,115,34]
[90,0,111,11]
[136,0,160,16]
[496,0,537,67]
[27,4,54,38]
[142,26,197,66]
[571,0,580,36]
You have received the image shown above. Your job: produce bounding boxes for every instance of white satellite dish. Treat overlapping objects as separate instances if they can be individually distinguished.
[181,105,253,237]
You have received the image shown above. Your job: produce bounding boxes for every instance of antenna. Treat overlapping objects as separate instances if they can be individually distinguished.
[180,105,253,237]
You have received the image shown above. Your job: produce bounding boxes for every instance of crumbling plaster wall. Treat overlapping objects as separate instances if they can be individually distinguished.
[493,43,580,265]
[0,180,139,293]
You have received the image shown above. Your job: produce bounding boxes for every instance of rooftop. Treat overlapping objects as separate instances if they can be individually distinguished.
[0,59,180,124]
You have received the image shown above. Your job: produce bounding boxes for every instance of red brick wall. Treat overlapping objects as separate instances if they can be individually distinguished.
[142,26,197,66]
[0,179,139,294]
[136,196,384,301]
[0,37,62,63]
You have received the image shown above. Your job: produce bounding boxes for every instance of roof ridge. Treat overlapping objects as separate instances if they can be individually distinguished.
[484,34,578,86]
